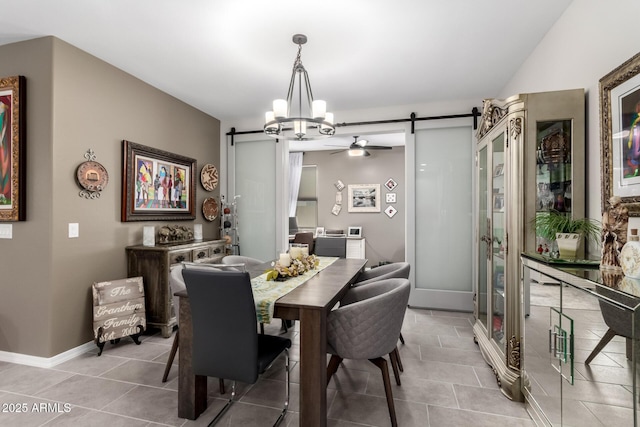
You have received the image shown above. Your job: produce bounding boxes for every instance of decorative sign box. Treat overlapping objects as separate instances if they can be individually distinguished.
[92,277,146,355]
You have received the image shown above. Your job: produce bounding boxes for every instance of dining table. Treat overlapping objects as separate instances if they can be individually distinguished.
[176,256,367,427]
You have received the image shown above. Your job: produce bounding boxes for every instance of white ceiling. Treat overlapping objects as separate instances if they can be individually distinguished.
[0,0,572,150]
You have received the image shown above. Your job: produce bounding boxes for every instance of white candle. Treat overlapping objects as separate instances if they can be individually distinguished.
[194,224,203,240]
[143,226,155,246]
[279,253,291,267]
[289,246,302,260]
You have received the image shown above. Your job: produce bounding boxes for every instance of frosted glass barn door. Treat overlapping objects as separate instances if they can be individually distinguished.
[411,126,473,311]
[234,139,277,262]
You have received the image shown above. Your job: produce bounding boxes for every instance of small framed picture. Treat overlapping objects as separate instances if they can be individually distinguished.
[493,163,504,177]
[493,193,505,211]
[386,193,396,203]
[384,205,397,218]
[335,180,345,191]
[315,226,325,237]
[348,226,362,237]
[384,178,398,191]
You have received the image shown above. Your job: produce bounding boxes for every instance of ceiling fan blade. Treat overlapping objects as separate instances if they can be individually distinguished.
[366,145,393,150]
[330,149,347,155]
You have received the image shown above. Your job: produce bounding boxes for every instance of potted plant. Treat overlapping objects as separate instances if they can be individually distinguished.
[533,210,601,259]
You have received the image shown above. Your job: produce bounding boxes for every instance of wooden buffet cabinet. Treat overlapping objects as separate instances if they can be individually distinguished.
[126,239,226,337]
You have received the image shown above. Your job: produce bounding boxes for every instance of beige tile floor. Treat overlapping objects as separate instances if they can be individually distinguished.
[0,308,534,427]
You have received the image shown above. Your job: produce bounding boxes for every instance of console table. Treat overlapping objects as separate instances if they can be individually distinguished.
[126,239,225,337]
[521,253,639,426]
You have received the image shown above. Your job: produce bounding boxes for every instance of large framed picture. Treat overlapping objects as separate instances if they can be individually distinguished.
[348,183,380,213]
[121,140,196,221]
[600,51,640,215]
[0,76,26,221]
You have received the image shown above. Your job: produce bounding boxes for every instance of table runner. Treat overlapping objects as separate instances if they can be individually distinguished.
[252,256,338,323]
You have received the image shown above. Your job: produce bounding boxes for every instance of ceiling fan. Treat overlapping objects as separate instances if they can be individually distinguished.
[329,136,393,157]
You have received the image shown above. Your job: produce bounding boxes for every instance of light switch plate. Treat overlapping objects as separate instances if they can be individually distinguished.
[68,223,79,238]
[0,224,12,239]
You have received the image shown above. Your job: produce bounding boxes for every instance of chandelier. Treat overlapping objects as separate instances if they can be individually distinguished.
[264,34,335,140]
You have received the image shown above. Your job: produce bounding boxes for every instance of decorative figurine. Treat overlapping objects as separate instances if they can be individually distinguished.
[601,196,628,270]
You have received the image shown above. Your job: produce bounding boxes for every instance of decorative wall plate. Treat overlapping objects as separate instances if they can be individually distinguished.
[201,164,219,191]
[202,197,219,221]
[76,149,108,199]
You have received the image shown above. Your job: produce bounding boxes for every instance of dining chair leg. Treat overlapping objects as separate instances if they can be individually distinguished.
[389,350,401,386]
[326,354,343,386]
[162,330,179,383]
[393,346,403,372]
[399,332,405,345]
[585,328,616,365]
[369,357,398,427]
[219,378,225,395]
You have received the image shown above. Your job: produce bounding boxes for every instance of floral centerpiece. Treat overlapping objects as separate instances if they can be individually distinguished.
[266,253,319,281]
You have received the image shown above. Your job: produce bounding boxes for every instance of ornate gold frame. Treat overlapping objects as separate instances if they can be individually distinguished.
[600,51,640,215]
[0,76,26,221]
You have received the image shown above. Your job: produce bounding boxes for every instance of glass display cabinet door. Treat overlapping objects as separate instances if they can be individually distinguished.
[477,146,488,329]
[492,132,505,347]
[535,120,573,256]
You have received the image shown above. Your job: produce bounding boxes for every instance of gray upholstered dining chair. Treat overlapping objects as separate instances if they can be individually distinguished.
[585,285,640,365]
[327,278,410,427]
[162,262,242,388]
[350,261,411,371]
[183,268,291,426]
[353,262,411,287]
[314,236,346,257]
[221,255,265,269]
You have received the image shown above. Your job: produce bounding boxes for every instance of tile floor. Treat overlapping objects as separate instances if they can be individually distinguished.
[0,308,534,427]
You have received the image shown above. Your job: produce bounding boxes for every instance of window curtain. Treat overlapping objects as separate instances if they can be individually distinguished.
[288,152,303,217]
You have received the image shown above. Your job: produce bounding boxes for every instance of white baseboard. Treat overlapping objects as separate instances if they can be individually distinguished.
[0,341,95,368]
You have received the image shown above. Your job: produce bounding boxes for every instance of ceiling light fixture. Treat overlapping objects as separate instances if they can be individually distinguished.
[264,34,335,141]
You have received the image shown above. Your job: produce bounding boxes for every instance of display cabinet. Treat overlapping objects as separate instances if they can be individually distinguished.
[474,89,585,401]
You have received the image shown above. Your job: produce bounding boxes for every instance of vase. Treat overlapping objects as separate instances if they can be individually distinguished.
[555,232,581,259]
[620,234,640,279]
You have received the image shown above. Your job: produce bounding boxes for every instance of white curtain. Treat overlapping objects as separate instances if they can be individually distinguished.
[288,152,303,217]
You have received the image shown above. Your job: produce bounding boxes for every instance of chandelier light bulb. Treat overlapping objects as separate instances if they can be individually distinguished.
[312,100,326,119]
[273,99,288,118]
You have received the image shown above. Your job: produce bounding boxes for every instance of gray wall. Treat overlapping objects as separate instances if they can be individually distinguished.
[302,147,405,267]
[0,37,221,357]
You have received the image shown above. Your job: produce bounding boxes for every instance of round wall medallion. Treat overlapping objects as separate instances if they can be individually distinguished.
[202,197,219,221]
[76,160,109,193]
[201,164,219,191]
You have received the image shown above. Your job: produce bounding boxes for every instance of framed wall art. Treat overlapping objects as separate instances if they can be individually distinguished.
[121,140,196,221]
[0,76,26,221]
[348,183,380,213]
[600,51,640,215]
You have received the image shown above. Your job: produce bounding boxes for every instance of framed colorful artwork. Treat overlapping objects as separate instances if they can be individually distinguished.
[121,140,196,221]
[600,51,640,215]
[0,76,26,221]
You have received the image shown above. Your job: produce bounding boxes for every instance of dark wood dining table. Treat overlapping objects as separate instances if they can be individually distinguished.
[176,257,367,427]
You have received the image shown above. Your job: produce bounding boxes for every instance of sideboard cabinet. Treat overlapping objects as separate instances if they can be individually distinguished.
[126,239,226,337]
[474,89,585,401]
